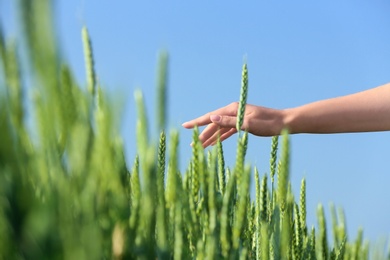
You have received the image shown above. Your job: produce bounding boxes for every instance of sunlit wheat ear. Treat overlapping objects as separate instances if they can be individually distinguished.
[299,178,307,236]
[234,131,248,189]
[217,139,226,194]
[335,236,347,260]
[280,189,293,259]
[191,126,200,203]
[317,204,328,260]
[254,168,260,216]
[82,26,96,95]
[330,203,340,248]
[269,233,275,260]
[261,222,270,260]
[174,199,183,260]
[308,227,316,259]
[131,155,141,204]
[293,203,303,260]
[278,129,290,213]
[236,63,248,133]
[156,130,168,253]
[254,167,261,259]
[158,131,166,185]
[354,228,364,259]
[129,155,141,229]
[232,165,250,250]
[270,135,279,185]
[248,202,256,249]
[134,90,149,159]
[156,51,168,132]
[260,175,268,222]
[270,206,281,259]
[337,207,347,245]
[167,130,179,208]
[207,148,217,235]
[260,174,270,260]
[220,172,236,258]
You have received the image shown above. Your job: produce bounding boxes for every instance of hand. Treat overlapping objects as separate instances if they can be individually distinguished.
[182,102,286,147]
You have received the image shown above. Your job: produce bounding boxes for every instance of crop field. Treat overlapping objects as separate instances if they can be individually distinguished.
[0,1,389,259]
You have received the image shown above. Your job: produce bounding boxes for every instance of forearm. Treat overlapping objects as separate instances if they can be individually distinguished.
[284,83,390,134]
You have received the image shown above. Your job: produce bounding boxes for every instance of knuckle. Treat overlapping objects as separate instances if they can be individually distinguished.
[219,116,230,126]
[228,102,239,115]
[229,101,239,108]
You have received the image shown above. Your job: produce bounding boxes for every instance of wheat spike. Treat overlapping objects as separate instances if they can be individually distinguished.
[236,63,248,132]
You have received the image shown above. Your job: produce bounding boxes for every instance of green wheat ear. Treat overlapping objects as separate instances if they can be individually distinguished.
[335,236,347,260]
[220,172,236,258]
[129,155,141,229]
[278,129,290,213]
[158,131,167,186]
[167,130,179,206]
[254,167,261,259]
[260,174,268,222]
[236,63,248,133]
[82,26,96,95]
[270,135,279,185]
[317,204,329,260]
[134,90,149,159]
[156,51,168,132]
[330,203,340,247]
[293,203,303,260]
[232,164,250,250]
[217,139,226,194]
[300,178,307,236]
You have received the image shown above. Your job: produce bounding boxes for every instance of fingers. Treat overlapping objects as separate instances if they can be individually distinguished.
[209,129,237,146]
[198,123,220,143]
[202,127,234,147]
[193,114,238,147]
[182,102,243,147]
[185,115,241,147]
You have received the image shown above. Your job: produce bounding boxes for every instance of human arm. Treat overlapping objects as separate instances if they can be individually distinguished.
[182,83,390,147]
[286,83,390,134]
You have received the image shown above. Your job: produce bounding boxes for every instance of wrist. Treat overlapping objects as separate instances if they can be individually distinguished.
[282,107,300,134]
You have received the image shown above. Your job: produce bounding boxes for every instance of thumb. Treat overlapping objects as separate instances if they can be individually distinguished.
[210,115,237,128]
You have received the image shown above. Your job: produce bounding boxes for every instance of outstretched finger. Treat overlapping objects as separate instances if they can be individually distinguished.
[182,103,238,129]
[182,113,212,128]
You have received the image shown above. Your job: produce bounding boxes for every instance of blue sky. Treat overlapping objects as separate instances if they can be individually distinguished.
[2,0,390,245]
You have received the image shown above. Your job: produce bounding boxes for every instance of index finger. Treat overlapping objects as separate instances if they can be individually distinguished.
[182,103,237,129]
[182,112,213,128]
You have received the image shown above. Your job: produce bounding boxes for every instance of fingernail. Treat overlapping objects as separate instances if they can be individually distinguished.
[210,115,221,122]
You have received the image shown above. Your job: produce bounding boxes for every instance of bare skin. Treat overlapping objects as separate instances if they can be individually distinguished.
[182,83,390,148]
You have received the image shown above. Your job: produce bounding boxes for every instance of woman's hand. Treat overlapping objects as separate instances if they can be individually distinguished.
[182,102,286,147]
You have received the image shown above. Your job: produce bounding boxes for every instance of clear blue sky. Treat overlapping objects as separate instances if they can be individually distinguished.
[2,0,390,245]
